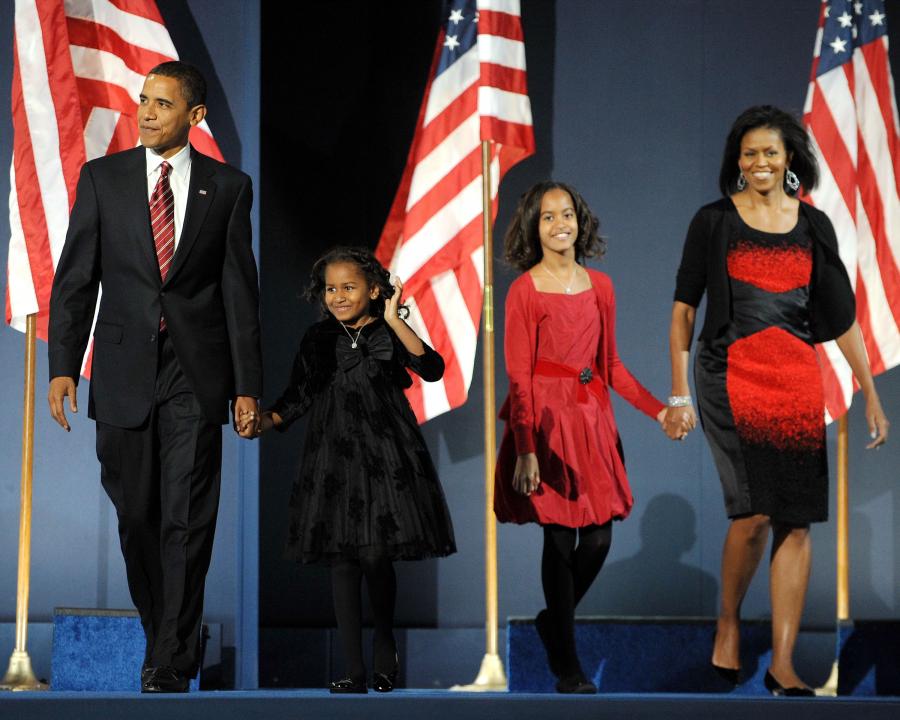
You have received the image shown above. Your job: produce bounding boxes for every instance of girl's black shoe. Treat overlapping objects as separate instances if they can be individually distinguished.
[372,651,399,692]
[329,677,368,694]
[555,672,597,694]
[763,670,815,697]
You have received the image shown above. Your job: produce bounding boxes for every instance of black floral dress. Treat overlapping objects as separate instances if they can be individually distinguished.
[271,317,456,563]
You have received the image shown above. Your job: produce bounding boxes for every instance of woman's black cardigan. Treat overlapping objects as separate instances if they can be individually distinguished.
[674,197,856,343]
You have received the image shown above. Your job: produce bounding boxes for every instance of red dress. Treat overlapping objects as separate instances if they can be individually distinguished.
[494,269,664,527]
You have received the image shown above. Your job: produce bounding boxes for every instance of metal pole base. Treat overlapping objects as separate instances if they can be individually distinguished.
[449,652,507,692]
[0,649,48,691]
[815,660,839,697]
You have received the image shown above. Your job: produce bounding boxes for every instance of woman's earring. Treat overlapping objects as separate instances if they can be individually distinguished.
[736,173,747,191]
[785,168,800,192]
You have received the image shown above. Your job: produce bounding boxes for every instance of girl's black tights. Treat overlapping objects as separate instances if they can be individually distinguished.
[331,546,397,682]
[541,522,612,677]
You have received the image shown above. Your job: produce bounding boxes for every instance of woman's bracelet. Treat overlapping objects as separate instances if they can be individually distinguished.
[667,395,692,407]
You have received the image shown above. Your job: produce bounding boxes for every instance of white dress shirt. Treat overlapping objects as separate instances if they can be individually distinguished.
[145,144,192,250]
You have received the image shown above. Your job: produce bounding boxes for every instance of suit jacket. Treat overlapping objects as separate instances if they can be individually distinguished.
[49,145,262,427]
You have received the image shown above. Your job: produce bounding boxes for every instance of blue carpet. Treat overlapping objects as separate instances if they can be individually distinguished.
[837,620,900,695]
[2,690,899,720]
[508,617,773,694]
[51,608,199,691]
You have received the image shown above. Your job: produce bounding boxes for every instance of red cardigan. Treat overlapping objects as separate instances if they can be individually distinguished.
[500,268,664,455]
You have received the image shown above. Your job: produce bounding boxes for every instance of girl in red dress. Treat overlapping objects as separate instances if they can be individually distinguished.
[494,181,666,693]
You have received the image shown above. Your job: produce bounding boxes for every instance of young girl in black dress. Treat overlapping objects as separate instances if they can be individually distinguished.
[253,247,456,693]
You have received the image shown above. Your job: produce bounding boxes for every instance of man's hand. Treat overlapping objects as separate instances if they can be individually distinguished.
[233,395,260,438]
[48,376,78,432]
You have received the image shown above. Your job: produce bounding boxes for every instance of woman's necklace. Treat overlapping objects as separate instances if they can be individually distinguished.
[541,262,578,294]
[340,316,372,349]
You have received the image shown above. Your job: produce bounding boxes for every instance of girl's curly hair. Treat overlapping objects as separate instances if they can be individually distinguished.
[305,246,402,318]
[503,181,605,272]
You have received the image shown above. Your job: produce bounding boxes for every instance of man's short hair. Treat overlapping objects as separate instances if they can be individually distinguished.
[147,61,207,108]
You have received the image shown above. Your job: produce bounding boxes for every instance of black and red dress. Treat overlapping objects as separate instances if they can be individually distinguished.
[694,215,827,524]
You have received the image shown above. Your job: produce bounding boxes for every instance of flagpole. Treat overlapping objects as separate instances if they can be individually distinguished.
[1,314,48,691]
[817,414,849,697]
[452,141,507,692]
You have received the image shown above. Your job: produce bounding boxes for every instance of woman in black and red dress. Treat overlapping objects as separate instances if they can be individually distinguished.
[666,106,889,695]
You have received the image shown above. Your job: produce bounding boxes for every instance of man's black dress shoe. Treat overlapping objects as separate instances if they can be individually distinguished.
[535,610,562,677]
[555,672,597,694]
[763,669,815,697]
[143,665,189,693]
[329,677,368,694]
[140,664,155,693]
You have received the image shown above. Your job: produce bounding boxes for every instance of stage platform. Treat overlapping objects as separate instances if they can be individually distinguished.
[2,690,899,720]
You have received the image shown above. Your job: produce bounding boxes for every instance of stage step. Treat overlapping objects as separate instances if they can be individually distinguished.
[507,616,900,695]
[51,608,208,691]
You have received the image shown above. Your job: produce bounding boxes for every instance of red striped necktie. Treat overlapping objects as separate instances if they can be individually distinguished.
[150,160,175,329]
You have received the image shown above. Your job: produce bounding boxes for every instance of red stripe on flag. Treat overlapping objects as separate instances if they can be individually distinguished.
[107,112,140,154]
[417,85,479,158]
[853,269,886,375]
[861,39,900,199]
[405,214,484,299]
[76,77,139,115]
[808,83,858,220]
[480,116,535,151]
[402,147,482,238]
[66,17,172,75]
[479,63,528,95]
[478,9,525,42]
[856,139,900,332]
[415,286,467,409]
[817,345,847,419]
[107,0,166,25]
[36,0,86,207]
[455,257,483,329]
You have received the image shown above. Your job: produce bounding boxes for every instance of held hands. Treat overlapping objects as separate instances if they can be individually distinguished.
[48,376,78,431]
[513,453,541,496]
[662,404,697,441]
[233,395,260,438]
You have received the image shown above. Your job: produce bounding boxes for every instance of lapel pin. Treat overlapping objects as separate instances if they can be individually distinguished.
[199,189,208,195]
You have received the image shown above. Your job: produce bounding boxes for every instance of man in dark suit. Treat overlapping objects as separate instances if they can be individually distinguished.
[47,61,262,693]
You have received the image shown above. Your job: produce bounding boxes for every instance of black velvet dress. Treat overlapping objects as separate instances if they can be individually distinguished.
[271,317,457,563]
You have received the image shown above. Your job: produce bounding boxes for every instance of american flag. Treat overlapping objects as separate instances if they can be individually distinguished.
[375,0,535,423]
[803,0,900,420]
[7,0,222,377]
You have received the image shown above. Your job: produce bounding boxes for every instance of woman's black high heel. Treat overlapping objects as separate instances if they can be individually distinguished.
[763,669,815,697]
[372,653,399,692]
[329,677,368,694]
[711,663,740,686]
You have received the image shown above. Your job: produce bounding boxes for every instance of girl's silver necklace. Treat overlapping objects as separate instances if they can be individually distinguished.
[341,316,372,349]
[541,262,578,293]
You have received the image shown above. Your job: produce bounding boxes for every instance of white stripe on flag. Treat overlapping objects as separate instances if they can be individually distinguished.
[856,203,900,359]
[83,107,120,161]
[818,69,858,165]
[404,298,452,418]
[477,35,526,70]
[64,0,178,57]
[16,0,72,266]
[478,86,532,124]
[406,114,480,210]
[431,269,478,390]
[70,45,146,95]
[7,170,39,330]
[423,46,478,127]
[396,176,484,281]
[478,0,522,17]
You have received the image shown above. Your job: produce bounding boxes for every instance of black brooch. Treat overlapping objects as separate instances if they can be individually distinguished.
[579,367,593,384]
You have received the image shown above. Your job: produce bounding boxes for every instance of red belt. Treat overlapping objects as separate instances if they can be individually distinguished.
[534,359,605,404]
